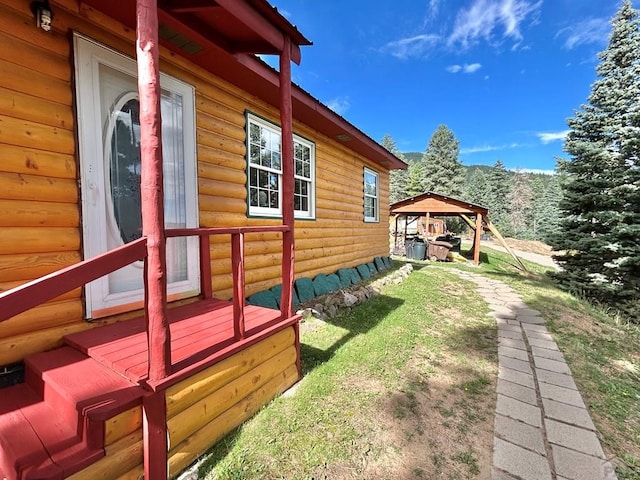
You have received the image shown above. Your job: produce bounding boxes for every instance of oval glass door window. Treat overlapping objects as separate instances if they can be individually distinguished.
[107,93,142,244]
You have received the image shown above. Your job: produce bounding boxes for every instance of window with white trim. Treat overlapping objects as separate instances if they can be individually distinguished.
[364,167,379,222]
[246,113,315,219]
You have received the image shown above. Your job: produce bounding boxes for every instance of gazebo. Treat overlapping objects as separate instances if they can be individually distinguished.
[390,192,526,269]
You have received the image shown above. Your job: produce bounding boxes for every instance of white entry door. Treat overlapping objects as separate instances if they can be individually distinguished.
[74,35,199,319]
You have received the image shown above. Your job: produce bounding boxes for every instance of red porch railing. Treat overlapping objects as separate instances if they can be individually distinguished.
[0,225,292,380]
[166,225,291,341]
[0,237,148,323]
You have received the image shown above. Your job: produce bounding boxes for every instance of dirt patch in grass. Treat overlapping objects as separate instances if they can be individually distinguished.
[310,300,498,480]
[311,353,496,480]
[501,238,554,256]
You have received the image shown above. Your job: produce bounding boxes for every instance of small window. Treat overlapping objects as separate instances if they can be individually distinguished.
[364,167,379,222]
[246,113,315,219]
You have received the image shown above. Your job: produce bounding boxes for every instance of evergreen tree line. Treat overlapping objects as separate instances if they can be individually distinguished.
[382,0,640,323]
[549,0,639,322]
[383,131,563,244]
[383,0,640,322]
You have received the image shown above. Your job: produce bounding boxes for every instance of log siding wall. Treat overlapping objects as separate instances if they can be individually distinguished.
[0,0,391,365]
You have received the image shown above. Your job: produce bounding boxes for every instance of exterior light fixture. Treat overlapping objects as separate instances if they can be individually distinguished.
[31,0,53,32]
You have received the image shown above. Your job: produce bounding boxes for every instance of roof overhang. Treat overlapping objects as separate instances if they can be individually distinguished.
[76,0,406,172]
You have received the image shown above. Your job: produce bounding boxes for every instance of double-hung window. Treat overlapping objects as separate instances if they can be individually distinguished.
[246,113,315,219]
[364,167,379,222]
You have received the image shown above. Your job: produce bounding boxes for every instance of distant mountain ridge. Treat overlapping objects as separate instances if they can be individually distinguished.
[401,152,554,182]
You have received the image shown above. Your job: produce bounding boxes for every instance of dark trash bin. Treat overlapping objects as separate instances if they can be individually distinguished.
[413,241,427,260]
[405,238,426,260]
[404,239,414,259]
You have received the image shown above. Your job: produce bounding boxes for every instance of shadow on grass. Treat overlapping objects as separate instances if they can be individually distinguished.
[300,293,405,375]
[196,286,407,478]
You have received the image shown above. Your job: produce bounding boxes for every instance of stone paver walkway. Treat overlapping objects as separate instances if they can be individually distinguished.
[452,270,617,480]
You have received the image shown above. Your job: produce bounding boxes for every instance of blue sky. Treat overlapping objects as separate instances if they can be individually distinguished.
[266,0,620,172]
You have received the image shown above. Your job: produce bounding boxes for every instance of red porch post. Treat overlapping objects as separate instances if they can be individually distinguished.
[137,0,171,382]
[137,1,170,478]
[279,36,295,319]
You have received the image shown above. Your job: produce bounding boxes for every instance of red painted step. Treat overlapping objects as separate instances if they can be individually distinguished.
[25,347,145,449]
[0,347,146,480]
[0,384,100,480]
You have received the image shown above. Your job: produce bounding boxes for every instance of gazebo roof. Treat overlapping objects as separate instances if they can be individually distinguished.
[390,192,488,217]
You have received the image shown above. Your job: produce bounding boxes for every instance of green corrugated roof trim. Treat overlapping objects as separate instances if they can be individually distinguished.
[269,284,300,307]
[247,256,394,308]
[295,277,315,303]
[367,262,377,275]
[246,290,279,309]
[313,273,341,296]
[337,268,354,288]
[348,267,362,284]
[356,264,371,279]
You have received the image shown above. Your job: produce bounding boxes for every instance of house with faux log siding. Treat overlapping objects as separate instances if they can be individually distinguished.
[0,0,405,478]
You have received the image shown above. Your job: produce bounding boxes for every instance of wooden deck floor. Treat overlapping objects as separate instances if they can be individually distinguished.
[64,299,282,383]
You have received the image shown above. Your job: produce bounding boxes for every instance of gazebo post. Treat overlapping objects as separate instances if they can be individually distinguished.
[425,212,431,238]
[474,213,482,266]
[394,215,399,254]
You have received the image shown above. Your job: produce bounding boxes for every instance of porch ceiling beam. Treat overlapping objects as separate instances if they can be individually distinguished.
[215,0,302,63]
[157,8,234,53]
[163,0,216,13]
[157,5,301,62]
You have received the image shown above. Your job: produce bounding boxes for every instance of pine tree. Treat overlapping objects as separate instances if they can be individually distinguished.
[465,169,492,207]
[508,169,534,238]
[406,161,426,197]
[551,0,640,321]
[421,125,465,198]
[535,175,563,244]
[381,134,409,203]
[487,160,514,236]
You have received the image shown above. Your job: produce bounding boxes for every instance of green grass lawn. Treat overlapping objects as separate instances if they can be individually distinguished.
[194,249,639,480]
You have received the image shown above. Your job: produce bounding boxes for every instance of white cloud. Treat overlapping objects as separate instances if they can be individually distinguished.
[382,34,441,59]
[556,18,610,50]
[448,0,542,49]
[325,96,351,115]
[447,63,482,73]
[460,142,521,154]
[464,62,482,73]
[426,0,441,22]
[537,130,570,144]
